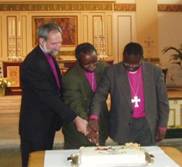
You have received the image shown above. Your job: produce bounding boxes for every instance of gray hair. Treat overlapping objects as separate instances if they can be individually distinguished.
[37,23,62,40]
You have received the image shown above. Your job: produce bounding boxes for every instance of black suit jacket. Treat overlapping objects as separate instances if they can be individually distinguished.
[19,46,76,140]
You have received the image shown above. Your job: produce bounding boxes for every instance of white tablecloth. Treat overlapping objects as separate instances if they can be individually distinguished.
[44,146,180,167]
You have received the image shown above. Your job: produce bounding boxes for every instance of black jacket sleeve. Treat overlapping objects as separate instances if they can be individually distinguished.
[20,58,77,124]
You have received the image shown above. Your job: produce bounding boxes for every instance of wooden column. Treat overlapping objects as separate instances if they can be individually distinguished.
[136,0,158,59]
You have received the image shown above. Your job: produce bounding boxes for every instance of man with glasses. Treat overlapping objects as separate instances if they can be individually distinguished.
[62,42,109,149]
[87,42,169,146]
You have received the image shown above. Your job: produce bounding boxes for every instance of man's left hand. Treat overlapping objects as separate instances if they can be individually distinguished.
[74,116,88,135]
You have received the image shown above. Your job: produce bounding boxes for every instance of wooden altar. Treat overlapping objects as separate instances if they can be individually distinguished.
[2,61,22,95]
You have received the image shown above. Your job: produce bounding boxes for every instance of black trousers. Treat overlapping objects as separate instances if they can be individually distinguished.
[20,133,55,167]
[119,117,155,146]
[127,117,155,146]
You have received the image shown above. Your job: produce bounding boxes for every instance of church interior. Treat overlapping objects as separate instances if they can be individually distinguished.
[0,0,182,167]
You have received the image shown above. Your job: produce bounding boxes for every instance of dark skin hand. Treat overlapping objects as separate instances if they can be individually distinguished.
[87,119,99,145]
[156,128,167,142]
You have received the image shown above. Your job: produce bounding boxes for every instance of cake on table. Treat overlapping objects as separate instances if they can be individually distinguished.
[69,143,152,167]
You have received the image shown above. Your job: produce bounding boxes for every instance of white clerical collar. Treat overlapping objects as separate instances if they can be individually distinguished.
[39,44,48,54]
[128,66,141,74]
[128,71,137,74]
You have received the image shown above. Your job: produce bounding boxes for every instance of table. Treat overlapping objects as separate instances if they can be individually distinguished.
[28,147,182,167]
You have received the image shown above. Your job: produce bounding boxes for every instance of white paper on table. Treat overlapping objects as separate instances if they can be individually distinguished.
[143,146,180,167]
[44,149,77,167]
[44,146,180,167]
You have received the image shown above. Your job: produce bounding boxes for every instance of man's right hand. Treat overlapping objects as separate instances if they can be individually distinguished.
[87,119,99,145]
[74,116,88,136]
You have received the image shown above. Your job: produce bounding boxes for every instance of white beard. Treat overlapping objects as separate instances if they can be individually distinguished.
[40,44,59,57]
[50,50,59,56]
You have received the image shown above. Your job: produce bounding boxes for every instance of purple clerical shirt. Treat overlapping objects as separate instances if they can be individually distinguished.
[85,71,97,92]
[127,66,145,118]
[44,54,61,89]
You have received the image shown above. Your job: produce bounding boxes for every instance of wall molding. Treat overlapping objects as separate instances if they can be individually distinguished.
[0,1,114,11]
[114,4,136,11]
[0,2,182,12]
[158,4,182,12]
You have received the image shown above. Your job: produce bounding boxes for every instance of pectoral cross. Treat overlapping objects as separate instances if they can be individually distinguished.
[131,96,141,108]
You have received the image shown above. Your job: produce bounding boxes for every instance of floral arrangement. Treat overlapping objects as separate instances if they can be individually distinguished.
[0,77,11,88]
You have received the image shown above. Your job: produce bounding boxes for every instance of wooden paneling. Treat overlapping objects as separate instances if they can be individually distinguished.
[82,15,88,42]
[105,14,112,57]
[136,0,158,59]
[117,15,132,61]
[0,95,21,114]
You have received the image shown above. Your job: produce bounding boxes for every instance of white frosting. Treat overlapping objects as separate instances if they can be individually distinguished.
[78,145,146,167]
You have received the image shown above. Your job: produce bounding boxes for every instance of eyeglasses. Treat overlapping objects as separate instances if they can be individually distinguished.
[123,62,141,68]
[123,60,143,71]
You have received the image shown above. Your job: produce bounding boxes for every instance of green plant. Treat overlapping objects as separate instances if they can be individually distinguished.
[162,45,182,68]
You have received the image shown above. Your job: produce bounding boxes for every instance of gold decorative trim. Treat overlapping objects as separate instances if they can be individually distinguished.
[0,2,182,12]
[114,4,136,11]
[0,2,113,11]
[0,2,135,12]
[158,4,182,12]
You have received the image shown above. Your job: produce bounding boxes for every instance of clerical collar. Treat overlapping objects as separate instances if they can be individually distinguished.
[128,66,141,74]
[39,45,49,55]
